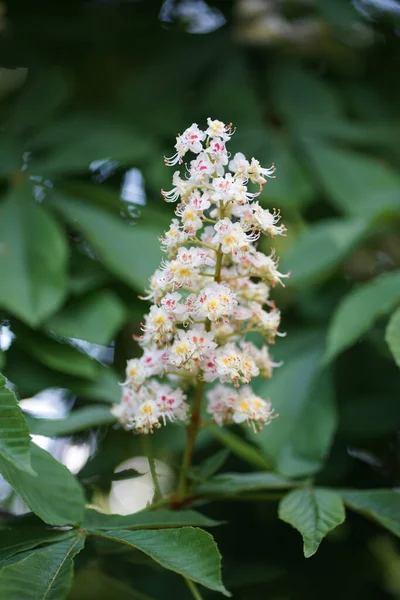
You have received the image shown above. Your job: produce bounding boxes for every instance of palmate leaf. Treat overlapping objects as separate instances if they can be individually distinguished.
[89,527,231,596]
[0,374,33,474]
[0,186,67,326]
[279,488,345,558]
[0,534,85,600]
[0,442,85,526]
[324,271,400,363]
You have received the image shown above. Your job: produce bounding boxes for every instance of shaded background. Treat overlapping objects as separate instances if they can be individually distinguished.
[1,0,400,598]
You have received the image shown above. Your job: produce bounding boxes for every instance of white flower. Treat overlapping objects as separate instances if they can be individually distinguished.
[133,400,162,434]
[205,137,228,171]
[169,326,217,370]
[161,171,192,202]
[245,249,289,287]
[160,218,188,252]
[154,382,189,425]
[235,202,286,238]
[215,343,259,386]
[196,282,237,322]
[229,152,250,177]
[213,219,256,255]
[164,123,206,166]
[123,358,147,387]
[232,386,273,432]
[206,384,238,425]
[176,204,203,234]
[206,118,233,142]
[188,190,211,212]
[189,152,215,183]
[142,305,175,344]
[248,158,276,185]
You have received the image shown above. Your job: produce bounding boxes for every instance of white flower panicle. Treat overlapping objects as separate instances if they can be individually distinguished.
[112,118,288,434]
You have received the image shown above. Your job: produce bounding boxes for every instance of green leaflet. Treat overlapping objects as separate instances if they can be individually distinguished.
[0,373,33,474]
[0,442,85,526]
[279,488,345,557]
[89,527,231,596]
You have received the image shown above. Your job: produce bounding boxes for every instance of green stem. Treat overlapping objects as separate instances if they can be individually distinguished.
[178,377,205,498]
[185,578,204,600]
[143,436,163,503]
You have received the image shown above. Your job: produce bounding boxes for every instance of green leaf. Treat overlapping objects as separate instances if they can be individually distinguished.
[234,127,314,209]
[26,405,116,437]
[386,307,400,368]
[324,271,400,363]
[254,336,337,477]
[89,527,230,596]
[52,191,161,292]
[83,508,221,530]
[0,374,33,474]
[45,290,126,346]
[31,121,153,174]
[70,368,121,404]
[0,187,67,326]
[279,488,345,557]
[269,63,344,126]
[302,139,400,216]
[209,426,272,470]
[4,348,120,404]
[339,489,400,537]
[282,218,369,286]
[13,323,99,380]
[69,563,157,600]
[197,472,297,497]
[0,534,85,600]
[197,449,230,481]
[0,527,75,562]
[7,68,70,135]
[0,442,85,525]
